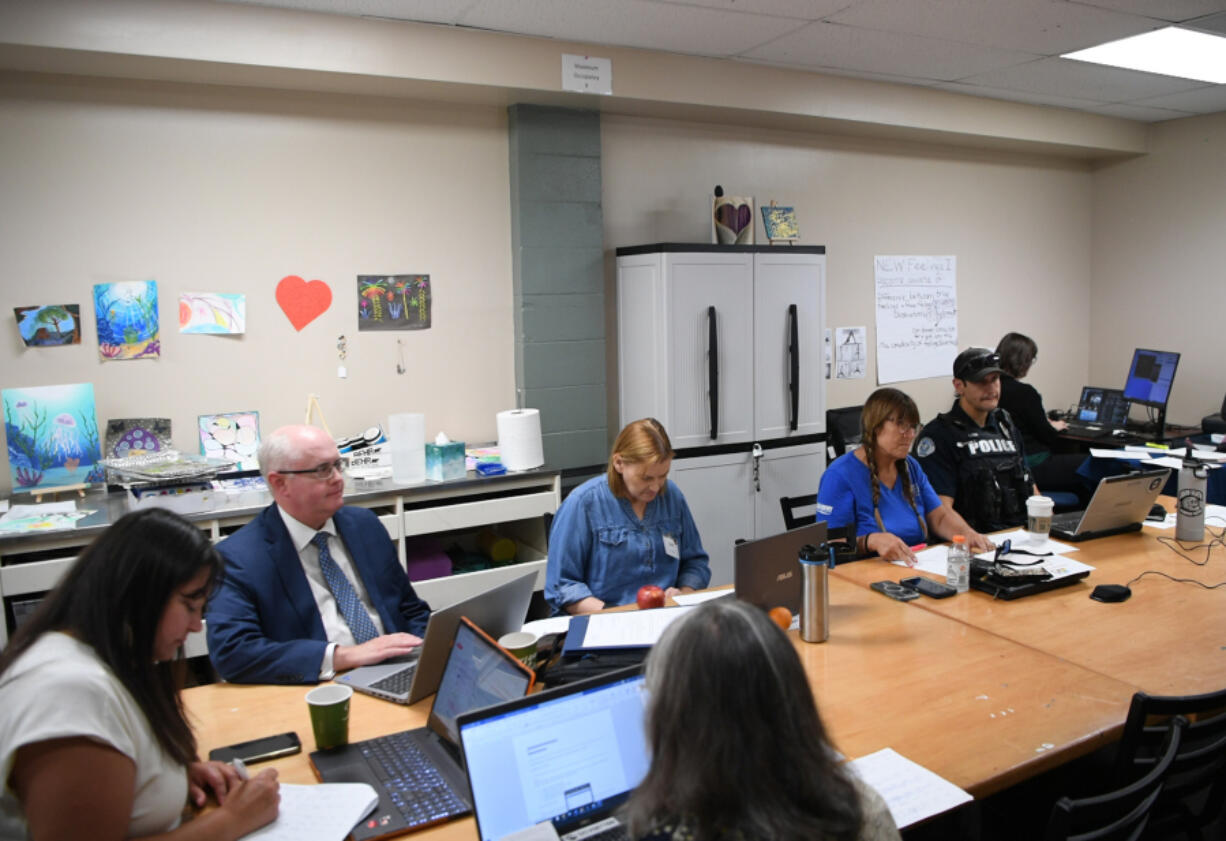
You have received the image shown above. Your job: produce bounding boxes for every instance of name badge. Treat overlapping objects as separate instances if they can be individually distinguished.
[662,533,680,559]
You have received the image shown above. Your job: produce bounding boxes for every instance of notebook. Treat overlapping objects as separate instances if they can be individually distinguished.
[1050,468,1171,542]
[311,617,535,841]
[1065,386,1131,434]
[733,522,826,615]
[458,666,650,841]
[336,570,536,704]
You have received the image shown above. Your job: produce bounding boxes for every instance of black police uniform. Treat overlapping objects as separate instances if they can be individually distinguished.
[913,400,1033,534]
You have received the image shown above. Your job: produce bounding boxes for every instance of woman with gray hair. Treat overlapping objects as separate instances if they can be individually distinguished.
[623,599,899,841]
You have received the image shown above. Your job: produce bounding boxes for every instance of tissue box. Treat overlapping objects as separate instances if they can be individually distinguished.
[425,440,466,481]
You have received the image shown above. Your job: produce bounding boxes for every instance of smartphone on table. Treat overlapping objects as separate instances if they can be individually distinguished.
[208,731,302,764]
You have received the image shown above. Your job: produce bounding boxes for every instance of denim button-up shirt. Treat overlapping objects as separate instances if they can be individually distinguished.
[544,476,711,614]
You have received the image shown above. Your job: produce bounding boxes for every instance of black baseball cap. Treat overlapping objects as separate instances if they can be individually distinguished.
[953,347,1004,382]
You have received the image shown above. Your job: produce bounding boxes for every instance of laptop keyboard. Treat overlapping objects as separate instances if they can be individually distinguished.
[1051,511,1082,531]
[361,732,467,827]
[370,663,417,694]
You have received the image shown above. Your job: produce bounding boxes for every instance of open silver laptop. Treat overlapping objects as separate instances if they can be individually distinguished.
[734,522,826,614]
[336,569,536,704]
[1050,468,1170,542]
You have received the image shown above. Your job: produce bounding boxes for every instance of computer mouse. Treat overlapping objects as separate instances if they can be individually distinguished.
[1111,429,1128,437]
[1091,584,1131,603]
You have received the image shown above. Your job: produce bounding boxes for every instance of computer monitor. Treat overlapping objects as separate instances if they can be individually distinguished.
[1121,348,1180,438]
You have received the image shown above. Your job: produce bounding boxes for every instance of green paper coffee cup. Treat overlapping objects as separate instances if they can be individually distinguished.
[498,631,539,669]
[306,684,353,751]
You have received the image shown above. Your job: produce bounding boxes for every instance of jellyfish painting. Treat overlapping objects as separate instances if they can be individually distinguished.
[2,383,101,490]
[93,280,160,360]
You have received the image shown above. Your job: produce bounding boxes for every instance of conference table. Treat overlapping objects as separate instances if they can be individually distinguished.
[183,516,1222,838]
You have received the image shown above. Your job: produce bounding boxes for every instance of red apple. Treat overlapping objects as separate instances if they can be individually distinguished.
[636,584,666,610]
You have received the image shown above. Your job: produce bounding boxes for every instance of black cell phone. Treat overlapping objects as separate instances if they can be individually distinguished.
[207,731,301,764]
[870,580,920,602]
[900,576,958,599]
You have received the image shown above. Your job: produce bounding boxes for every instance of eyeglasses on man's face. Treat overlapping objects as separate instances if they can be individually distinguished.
[274,457,348,480]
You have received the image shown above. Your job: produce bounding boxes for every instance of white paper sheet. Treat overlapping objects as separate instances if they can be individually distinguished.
[521,616,571,638]
[240,783,377,841]
[671,589,735,606]
[848,748,972,829]
[579,607,693,648]
[898,530,1081,578]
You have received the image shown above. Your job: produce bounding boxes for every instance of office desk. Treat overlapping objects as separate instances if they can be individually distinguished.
[185,573,1135,838]
[832,523,1226,695]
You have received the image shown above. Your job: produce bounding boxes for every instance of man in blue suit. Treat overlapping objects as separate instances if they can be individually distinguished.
[206,424,431,684]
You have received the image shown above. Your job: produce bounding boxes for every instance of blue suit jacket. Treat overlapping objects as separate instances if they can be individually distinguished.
[205,504,431,684]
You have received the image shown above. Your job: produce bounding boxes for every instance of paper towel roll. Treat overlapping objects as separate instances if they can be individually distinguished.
[388,413,425,484]
[497,409,544,471]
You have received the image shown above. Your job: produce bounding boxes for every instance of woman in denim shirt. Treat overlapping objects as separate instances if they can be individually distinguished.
[545,419,711,615]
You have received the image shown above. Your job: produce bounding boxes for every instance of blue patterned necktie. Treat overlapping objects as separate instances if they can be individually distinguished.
[311,532,379,644]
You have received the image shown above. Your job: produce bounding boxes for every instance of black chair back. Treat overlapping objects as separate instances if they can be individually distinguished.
[1045,717,1185,841]
[826,405,864,466]
[779,493,817,530]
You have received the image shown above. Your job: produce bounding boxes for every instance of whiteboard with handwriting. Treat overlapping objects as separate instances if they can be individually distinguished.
[874,256,957,384]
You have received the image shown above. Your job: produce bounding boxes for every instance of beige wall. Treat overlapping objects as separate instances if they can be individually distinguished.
[602,115,1094,427]
[0,73,516,496]
[1090,112,1226,427]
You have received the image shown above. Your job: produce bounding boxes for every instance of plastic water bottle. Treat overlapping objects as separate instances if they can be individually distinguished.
[1177,454,1208,542]
[946,535,970,594]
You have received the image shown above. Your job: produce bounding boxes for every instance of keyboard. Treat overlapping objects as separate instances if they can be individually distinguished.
[362,732,467,828]
[1051,511,1083,532]
[370,663,417,694]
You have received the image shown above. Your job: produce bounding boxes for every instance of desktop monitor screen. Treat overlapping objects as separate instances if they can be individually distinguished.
[1122,349,1180,409]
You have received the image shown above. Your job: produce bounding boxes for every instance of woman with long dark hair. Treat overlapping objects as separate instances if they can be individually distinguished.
[816,387,992,565]
[0,508,279,840]
[623,599,899,841]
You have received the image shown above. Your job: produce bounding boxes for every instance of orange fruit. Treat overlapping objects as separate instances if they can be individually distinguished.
[768,606,792,630]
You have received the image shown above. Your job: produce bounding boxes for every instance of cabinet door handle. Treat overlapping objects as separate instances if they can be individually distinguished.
[708,305,719,440]
[788,304,799,431]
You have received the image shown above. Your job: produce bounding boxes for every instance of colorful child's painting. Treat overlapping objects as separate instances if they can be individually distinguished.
[94,280,160,360]
[14,305,81,347]
[2,383,103,490]
[357,275,431,331]
[198,411,260,470]
[105,418,172,459]
[179,292,246,334]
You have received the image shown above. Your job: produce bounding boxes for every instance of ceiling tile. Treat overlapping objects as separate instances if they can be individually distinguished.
[743,21,1041,81]
[1070,0,1226,24]
[1128,84,1226,113]
[828,0,1162,55]
[224,0,479,25]
[654,0,850,20]
[959,55,1210,101]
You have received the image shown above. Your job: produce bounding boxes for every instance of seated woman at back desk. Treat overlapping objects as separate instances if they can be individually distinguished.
[817,387,994,565]
[544,418,711,615]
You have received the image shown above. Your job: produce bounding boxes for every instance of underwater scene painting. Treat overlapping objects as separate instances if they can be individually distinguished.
[14,304,81,347]
[356,274,431,331]
[3,383,103,490]
[94,280,160,360]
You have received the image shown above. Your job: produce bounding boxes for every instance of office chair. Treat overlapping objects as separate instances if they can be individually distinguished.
[1112,687,1226,841]
[1044,716,1185,841]
[825,405,864,466]
[1201,392,1226,435]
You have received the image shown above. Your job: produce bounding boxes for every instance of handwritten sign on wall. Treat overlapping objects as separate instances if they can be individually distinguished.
[875,256,958,384]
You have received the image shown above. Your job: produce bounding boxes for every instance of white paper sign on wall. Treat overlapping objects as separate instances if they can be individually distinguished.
[562,54,612,95]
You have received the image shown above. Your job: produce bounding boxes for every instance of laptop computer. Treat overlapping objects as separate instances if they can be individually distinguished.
[1050,468,1171,542]
[311,617,535,841]
[734,522,826,615]
[336,570,537,704]
[458,666,650,841]
[1064,386,1131,435]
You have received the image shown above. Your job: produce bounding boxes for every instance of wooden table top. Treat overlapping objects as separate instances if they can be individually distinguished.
[831,519,1226,696]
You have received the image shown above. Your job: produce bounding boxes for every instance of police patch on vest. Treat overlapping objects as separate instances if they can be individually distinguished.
[916,437,935,457]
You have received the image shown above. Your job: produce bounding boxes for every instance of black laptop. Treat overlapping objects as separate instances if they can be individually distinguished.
[733,522,826,615]
[1063,386,1131,436]
[311,617,535,840]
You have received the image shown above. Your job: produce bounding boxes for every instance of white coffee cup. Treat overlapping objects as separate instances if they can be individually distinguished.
[1026,495,1054,547]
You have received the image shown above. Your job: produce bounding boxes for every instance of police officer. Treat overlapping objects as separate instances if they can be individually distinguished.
[914,347,1038,535]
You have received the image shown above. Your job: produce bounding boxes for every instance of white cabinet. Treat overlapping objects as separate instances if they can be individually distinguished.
[616,244,828,586]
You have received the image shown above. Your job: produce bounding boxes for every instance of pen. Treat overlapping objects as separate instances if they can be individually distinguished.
[909,543,927,552]
[231,756,249,781]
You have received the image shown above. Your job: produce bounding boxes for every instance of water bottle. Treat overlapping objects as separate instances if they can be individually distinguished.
[1177,454,1208,542]
[798,543,832,643]
[946,534,970,594]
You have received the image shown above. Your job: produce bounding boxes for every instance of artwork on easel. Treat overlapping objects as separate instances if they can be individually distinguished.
[357,275,432,331]
[761,203,799,244]
[198,411,260,470]
[179,292,246,334]
[105,418,172,458]
[2,383,103,491]
[14,304,81,347]
[94,280,160,360]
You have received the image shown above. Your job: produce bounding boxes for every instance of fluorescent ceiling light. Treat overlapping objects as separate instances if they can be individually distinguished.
[1062,26,1226,84]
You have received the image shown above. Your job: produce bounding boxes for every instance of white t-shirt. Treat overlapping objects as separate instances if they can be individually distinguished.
[0,632,188,838]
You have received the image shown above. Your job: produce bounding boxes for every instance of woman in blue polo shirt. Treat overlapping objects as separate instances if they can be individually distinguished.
[545,418,711,615]
[817,387,991,566]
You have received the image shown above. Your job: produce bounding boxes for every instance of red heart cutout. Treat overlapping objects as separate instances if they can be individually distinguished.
[276,275,332,331]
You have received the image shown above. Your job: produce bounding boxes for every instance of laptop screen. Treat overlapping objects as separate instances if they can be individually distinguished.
[427,619,533,745]
[1077,387,1130,426]
[460,670,650,841]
